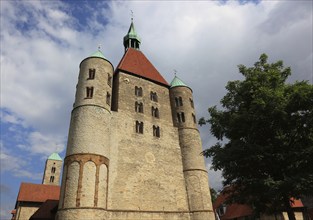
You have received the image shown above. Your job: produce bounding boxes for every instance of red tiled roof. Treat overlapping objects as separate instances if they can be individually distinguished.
[116,48,169,86]
[17,183,60,203]
[291,198,304,208]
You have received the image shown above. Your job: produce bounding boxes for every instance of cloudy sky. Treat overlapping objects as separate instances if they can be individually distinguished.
[0,0,312,219]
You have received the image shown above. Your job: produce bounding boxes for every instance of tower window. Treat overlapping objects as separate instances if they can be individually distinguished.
[108,73,112,87]
[136,121,144,134]
[86,87,94,98]
[135,86,143,97]
[150,92,158,102]
[151,107,159,118]
[190,98,194,108]
[135,102,144,113]
[153,125,160,137]
[50,176,55,183]
[177,112,185,123]
[106,92,111,105]
[175,97,183,107]
[51,167,56,173]
[192,113,196,124]
[88,69,95,79]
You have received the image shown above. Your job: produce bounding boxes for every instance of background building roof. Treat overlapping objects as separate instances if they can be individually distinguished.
[16,183,60,203]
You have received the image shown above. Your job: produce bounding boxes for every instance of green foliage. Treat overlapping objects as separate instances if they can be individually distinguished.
[202,54,313,214]
[210,188,218,203]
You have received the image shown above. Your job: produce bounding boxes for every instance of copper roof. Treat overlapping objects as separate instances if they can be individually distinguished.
[17,182,60,203]
[116,48,169,86]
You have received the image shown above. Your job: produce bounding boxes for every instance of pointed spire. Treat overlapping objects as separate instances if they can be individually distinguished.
[170,75,190,89]
[123,17,141,52]
[48,152,62,161]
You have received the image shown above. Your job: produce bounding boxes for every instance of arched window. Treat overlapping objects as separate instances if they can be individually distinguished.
[150,92,158,102]
[153,125,160,137]
[135,102,143,113]
[136,121,144,134]
[51,167,56,173]
[50,176,55,183]
[151,107,159,118]
[135,86,143,97]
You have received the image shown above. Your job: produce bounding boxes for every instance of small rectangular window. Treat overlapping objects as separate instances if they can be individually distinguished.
[50,176,55,183]
[192,113,196,124]
[135,102,144,113]
[151,107,159,118]
[86,87,94,98]
[51,167,56,173]
[88,69,95,79]
[153,125,160,137]
[150,92,158,102]
[136,121,144,134]
[135,86,143,97]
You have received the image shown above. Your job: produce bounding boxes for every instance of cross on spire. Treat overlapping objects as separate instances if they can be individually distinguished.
[174,69,177,76]
[131,10,134,21]
[98,44,102,51]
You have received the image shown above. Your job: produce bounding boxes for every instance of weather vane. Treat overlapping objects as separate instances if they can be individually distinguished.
[131,10,134,21]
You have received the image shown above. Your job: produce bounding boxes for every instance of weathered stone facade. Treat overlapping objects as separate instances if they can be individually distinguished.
[57,21,214,220]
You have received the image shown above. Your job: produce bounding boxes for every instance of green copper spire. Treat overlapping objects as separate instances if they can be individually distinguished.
[123,19,141,51]
[48,152,62,161]
[89,49,106,59]
[170,76,189,88]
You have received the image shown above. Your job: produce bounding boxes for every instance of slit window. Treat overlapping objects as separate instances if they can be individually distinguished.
[108,73,112,87]
[177,112,185,123]
[106,92,111,105]
[51,167,56,173]
[88,69,95,79]
[135,102,144,113]
[50,176,55,183]
[151,107,159,118]
[153,125,160,137]
[190,98,194,108]
[150,92,158,102]
[192,113,196,124]
[135,86,143,97]
[86,87,94,98]
[136,121,144,134]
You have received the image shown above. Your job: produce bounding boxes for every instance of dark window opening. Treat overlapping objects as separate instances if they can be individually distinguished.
[192,113,196,124]
[177,112,185,123]
[108,73,112,87]
[50,176,55,183]
[51,167,56,173]
[153,125,160,137]
[175,97,183,107]
[190,98,194,108]
[135,102,144,113]
[136,121,144,134]
[86,87,94,98]
[151,107,159,118]
[150,92,158,102]
[88,69,95,79]
[106,92,111,105]
[135,86,143,97]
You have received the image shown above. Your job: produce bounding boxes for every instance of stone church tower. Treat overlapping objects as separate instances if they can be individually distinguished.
[56,20,214,220]
[42,152,63,185]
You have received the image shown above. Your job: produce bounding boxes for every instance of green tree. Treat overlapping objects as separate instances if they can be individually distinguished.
[201,54,313,220]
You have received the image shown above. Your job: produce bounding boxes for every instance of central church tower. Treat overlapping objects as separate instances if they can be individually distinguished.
[57,20,214,220]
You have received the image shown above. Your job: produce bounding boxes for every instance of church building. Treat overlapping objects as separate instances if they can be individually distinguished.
[56,20,215,220]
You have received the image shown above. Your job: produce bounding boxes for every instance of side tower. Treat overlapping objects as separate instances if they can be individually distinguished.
[42,152,62,185]
[57,50,114,219]
[169,76,215,220]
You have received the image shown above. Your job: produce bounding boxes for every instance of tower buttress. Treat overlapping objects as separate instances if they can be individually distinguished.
[56,49,113,220]
[42,152,62,185]
[169,76,215,220]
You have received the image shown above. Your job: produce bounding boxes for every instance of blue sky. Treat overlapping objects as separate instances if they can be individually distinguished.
[1,0,312,219]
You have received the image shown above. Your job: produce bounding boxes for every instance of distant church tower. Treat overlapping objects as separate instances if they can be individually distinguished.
[57,20,214,220]
[42,152,62,185]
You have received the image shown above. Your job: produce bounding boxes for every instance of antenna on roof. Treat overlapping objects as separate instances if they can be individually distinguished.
[131,10,134,21]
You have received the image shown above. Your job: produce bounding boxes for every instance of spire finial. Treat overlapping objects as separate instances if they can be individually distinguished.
[174,69,177,76]
[131,10,134,21]
[98,44,101,51]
